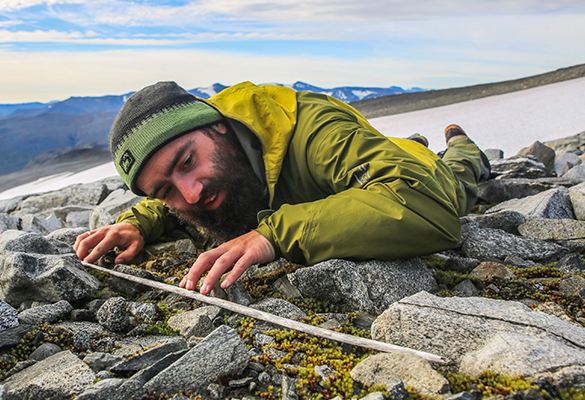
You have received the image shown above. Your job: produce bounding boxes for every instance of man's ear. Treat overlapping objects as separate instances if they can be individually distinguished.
[213,122,228,134]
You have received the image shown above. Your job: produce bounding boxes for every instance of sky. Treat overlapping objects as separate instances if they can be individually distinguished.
[0,0,584,104]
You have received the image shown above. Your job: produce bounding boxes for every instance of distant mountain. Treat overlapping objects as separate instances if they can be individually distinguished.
[0,81,422,176]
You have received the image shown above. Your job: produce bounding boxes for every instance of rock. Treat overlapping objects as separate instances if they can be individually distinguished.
[83,352,125,371]
[0,214,19,233]
[251,297,306,320]
[503,254,538,268]
[20,214,64,234]
[486,188,575,221]
[75,378,126,400]
[444,391,482,400]
[350,352,450,396]
[111,340,188,372]
[226,280,252,306]
[15,182,109,216]
[0,384,5,400]
[460,331,585,377]
[0,230,63,254]
[167,306,218,339]
[386,377,408,400]
[555,149,582,176]
[555,254,585,274]
[460,222,569,263]
[443,256,481,272]
[535,302,574,324]
[490,155,554,179]
[0,299,18,332]
[559,275,585,295]
[141,325,249,396]
[470,262,515,279]
[255,333,276,347]
[89,189,143,230]
[519,217,585,241]
[462,210,525,234]
[127,302,159,323]
[108,264,159,297]
[18,300,73,324]
[64,208,92,228]
[371,291,585,375]
[314,364,336,382]
[484,148,504,161]
[73,329,92,350]
[173,238,198,259]
[570,182,585,221]
[272,275,303,298]
[288,258,436,314]
[562,164,585,184]
[1,350,96,400]
[45,227,88,246]
[0,324,35,349]
[478,177,569,204]
[96,297,131,332]
[453,279,479,297]
[517,141,556,171]
[533,365,585,389]
[28,342,62,361]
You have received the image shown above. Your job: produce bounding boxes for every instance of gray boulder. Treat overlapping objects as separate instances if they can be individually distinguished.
[460,222,569,263]
[111,340,188,372]
[83,352,124,371]
[0,299,18,332]
[517,141,556,171]
[555,149,582,176]
[484,148,504,161]
[462,210,525,234]
[20,213,64,234]
[108,264,159,297]
[28,342,62,361]
[89,189,142,230]
[518,218,585,241]
[14,182,109,216]
[570,182,585,220]
[18,300,73,325]
[1,350,96,400]
[46,227,88,246]
[167,306,216,339]
[0,214,19,233]
[141,325,249,396]
[478,177,569,204]
[490,155,554,179]
[562,164,585,184]
[287,258,436,314]
[75,378,125,400]
[371,291,585,376]
[485,188,575,221]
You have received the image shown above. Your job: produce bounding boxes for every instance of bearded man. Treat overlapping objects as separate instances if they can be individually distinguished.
[74,81,489,295]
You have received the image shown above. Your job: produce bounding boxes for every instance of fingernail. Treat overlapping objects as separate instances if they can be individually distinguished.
[115,258,124,264]
[220,280,230,289]
[200,283,209,294]
[186,279,194,290]
[179,278,186,287]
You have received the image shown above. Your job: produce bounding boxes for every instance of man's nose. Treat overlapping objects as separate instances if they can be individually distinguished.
[176,178,203,205]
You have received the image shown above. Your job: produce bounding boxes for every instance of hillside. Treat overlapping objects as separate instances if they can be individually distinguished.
[352,63,585,119]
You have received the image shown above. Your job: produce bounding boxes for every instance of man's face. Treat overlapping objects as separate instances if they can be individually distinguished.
[136,123,267,242]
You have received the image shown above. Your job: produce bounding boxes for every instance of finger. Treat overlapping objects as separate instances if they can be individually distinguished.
[220,255,255,290]
[73,231,92,252]
[182,249,225,291]
[75,232,101,260]
[82,233,121,264]
[200,251,244,294]
[115,242,142,264]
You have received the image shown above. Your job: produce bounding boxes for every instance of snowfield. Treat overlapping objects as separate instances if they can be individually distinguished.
[1,77,584,200]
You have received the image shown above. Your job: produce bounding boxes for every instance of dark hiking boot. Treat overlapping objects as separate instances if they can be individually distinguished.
[407,133,429,147]
[443,124,491,182]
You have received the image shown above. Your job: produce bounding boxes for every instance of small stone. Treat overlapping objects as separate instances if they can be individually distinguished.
[264,347,287,360]
[28,342,62,361]
[258,371,271,384]
[73,330,91,351]
[83,352,124,371]
[95,297,130,332]
[319,319,342,330]
[255,333,276,347]
[315,364,336,382]
[0,299,18,332]
[453,279,479,297]
[556,254,585,274]
[470,262,515,280]
[96,370,110,380]
[71,309,96,322]
[18,300,73,325]
[386,377,408,400]
[229,377,254,388]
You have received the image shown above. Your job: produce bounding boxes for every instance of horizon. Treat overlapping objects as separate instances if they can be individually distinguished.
[0,1,584,104]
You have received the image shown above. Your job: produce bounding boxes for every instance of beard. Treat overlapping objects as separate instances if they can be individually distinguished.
[170,127,268,243]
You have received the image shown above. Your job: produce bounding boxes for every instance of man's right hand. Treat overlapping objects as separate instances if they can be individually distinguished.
[73,222,145,265]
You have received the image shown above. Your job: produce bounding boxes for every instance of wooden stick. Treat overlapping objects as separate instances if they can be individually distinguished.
[82,261,449,364]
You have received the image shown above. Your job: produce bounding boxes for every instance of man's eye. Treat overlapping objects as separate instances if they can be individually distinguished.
[183,155,192,168]
[162,187,172,199]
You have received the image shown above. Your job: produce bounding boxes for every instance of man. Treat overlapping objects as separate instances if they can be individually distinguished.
[74,81,489,295]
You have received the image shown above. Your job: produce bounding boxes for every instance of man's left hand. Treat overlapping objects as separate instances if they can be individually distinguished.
[179,231,275,295]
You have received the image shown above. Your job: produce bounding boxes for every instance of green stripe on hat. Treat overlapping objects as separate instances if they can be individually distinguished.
[113,101,223,194]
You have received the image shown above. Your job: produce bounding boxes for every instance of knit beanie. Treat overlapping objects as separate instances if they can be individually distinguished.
[109,81,224,195]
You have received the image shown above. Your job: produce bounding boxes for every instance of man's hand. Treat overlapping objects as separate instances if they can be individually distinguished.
[180,231,275,295]
[73,222,145,264]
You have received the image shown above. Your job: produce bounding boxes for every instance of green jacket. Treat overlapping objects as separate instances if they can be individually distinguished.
[117,82,467,265]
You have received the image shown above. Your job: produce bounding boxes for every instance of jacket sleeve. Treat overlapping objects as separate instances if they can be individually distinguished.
[115,197,181,243]
[254,120,463,265]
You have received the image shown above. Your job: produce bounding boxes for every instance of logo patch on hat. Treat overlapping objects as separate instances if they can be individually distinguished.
[120,150,135,174]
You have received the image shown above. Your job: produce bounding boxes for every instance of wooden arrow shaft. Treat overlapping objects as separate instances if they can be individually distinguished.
[82,261,449,364]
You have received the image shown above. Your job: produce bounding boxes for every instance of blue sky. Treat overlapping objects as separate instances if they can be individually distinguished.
[0,0,584,104]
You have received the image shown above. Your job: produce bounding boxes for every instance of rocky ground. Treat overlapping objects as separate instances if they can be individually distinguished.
[2,133,585,400]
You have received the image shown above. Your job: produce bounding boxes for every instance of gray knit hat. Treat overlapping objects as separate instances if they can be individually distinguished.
[109,81,223,195]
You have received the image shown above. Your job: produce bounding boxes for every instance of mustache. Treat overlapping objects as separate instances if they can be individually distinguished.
[189,180,222,211]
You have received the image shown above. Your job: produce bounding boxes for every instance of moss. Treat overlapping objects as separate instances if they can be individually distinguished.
[442,370,539,398]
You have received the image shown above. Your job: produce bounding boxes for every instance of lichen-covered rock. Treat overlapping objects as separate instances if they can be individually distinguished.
[96,297,131,332]
[18,300,73,325]
[517,141,556,171]
[490,155,555,179]
[0,214,19,233]
[287,258,436,313]
[518,218,585,241]
[371,291,585,376]
[167,307,215,339]
[460,222,569,263]
[485,188,575,221]
[28,342,62,361]
[0,300,18,332]
[350,352,450,396]
[1,350,96,400]
[141,325,248,396]
[20,213,63,234]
